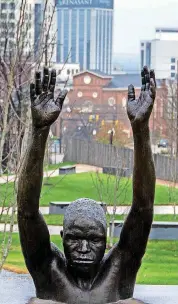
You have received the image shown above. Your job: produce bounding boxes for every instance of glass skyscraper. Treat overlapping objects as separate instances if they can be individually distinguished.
[56,0,114,74]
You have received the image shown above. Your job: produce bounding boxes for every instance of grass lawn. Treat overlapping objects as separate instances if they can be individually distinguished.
[1,233,178,285]
[1,214,178,226]
[1,172,178,207]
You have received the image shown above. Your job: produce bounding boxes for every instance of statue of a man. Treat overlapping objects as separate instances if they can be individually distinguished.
[17,67,156,304]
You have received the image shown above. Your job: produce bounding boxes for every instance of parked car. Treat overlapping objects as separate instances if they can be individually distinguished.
[158,139,168,148]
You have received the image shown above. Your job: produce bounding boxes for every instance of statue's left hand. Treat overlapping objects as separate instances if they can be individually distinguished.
[30,67,68,128]
[127,66,156,129]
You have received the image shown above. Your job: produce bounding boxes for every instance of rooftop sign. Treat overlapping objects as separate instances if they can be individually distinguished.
[56,0,114,9]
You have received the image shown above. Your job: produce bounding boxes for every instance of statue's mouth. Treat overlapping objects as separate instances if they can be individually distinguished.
[73,259,94,264]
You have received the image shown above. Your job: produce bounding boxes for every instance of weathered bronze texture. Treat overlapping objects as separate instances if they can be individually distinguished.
[17,67,156,303]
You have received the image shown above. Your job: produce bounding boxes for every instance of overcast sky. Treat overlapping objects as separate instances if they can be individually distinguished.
[114,0,178,55]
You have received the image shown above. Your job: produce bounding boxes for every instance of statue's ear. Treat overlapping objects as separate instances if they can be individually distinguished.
[60,230,63,238]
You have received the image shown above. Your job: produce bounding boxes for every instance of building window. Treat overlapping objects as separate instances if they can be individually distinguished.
[9,3,15,10]
[171,58,176,63]
[141,42,144,47]
[9,12,15,19]
[171,72,175,78]
[67,69,70,75]
[9,32,14,38]
[1,3,7,10]
[1,13,7,19]
[146,42,151,68]
[171,65,175,70]
[141,50,144,68]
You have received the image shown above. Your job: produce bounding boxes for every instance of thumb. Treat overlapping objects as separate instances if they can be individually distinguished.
[55,89,68,109]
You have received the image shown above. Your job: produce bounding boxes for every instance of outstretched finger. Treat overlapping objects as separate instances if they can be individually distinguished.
[144,66,150,90]
[149,78,156,99]
[49,69,56,93]
[56,89,68,109]
[30,83,36,104]
[42,67,49,92]
[150,69,156,88]
[35,71,42,95]
[128,84,135,102]
[141,69,146,91]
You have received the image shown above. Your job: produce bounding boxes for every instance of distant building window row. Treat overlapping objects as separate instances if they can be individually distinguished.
[58,69,79,75]
[171,58,176,63]
[0,12,15,19]
[1,3,15,10]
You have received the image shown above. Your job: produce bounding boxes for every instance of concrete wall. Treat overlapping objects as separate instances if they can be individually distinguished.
[109,221,178,240]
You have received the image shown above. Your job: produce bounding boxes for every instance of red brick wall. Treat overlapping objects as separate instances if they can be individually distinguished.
[53,72,168,140]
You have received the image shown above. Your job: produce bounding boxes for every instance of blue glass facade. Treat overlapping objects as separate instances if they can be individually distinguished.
[56,3,113,74]
[71,10,77,63]
[146,42,151,68]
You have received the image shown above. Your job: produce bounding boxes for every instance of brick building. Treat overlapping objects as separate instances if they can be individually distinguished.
[53,70,167,142]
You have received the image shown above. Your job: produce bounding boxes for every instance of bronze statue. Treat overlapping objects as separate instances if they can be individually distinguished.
[17,66,156,304]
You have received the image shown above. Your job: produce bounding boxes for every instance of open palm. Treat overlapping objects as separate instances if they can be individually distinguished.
[30,68,68,128]
[127,66,156,127]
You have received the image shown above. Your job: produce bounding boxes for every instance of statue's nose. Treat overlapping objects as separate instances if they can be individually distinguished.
[78,240,90,253]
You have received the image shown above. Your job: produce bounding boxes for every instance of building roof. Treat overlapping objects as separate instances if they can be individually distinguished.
[155,27,178,33]
[104,74,141,89]
[74,70,112,79]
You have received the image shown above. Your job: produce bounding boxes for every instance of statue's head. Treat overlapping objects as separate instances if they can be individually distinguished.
[61,198,107,274]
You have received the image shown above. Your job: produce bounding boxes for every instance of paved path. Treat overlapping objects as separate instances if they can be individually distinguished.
[1,205,178,216]
[0,223,63,235]
[0,164,102,184]
[0,270,178,304]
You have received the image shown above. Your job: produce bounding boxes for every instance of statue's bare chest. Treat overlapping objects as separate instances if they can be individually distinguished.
[36,257,124,304]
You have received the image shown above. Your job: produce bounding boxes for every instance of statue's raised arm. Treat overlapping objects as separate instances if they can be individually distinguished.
[17,68,67,273]
[115,67,156,295]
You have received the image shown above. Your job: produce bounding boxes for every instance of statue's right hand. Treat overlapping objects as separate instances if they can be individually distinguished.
[30,67,68,128]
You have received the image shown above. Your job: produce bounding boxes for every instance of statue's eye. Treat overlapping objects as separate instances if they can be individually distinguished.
[66,234,76,241]
[92,238,100,243]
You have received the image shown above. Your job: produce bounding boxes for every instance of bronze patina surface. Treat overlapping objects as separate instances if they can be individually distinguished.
[17,67,156,303]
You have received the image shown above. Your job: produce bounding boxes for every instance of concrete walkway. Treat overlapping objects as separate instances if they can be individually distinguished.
[0,223,63,235]
[0,164,102,184]
[0,270,178,304]
[1,205,178,216]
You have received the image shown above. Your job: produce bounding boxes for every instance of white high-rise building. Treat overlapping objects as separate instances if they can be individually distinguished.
[140,28,178,80]
[0,0,35,56]
[0,0,57,64]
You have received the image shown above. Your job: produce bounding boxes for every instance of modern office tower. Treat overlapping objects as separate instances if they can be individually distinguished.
[56,0,114,74]
[140,28,178,79]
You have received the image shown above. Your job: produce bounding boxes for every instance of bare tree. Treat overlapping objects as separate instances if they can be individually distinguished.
[0,0,57,271]
[91,152,130,248]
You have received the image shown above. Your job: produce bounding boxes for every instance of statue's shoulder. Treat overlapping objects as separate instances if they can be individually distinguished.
[50,242,66,265]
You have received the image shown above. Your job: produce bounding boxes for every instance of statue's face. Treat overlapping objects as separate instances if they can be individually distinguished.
[63,217,106,273]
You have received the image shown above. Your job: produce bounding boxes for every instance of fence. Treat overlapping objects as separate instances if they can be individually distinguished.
[63,137,178,182]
